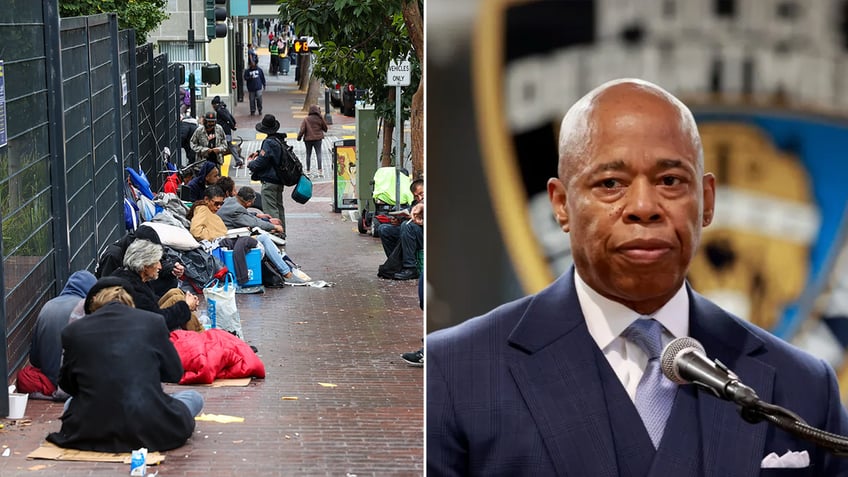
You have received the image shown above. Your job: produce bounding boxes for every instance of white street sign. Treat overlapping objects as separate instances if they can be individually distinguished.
[387,60,411,86]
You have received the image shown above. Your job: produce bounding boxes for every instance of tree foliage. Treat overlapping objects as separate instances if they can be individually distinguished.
[59,0,169,45]
[278,0,422,124]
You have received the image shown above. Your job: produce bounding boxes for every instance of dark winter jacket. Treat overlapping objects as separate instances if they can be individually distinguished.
[110,267,191,332]
[186,161,219,202]
[247,133,287,185]
[243,66,265,92]
[179,117,198,164]
[47,302,195,452]
[215,103,237,136]
[95,226,178,297]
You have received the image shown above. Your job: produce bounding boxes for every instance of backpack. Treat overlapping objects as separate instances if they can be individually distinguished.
[261,258,286,288]
[268,136,303,186]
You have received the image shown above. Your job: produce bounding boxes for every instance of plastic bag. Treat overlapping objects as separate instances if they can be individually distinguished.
[203,273,243,339]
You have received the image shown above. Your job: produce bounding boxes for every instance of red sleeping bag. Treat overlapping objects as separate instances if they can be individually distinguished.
[169,329,266,384]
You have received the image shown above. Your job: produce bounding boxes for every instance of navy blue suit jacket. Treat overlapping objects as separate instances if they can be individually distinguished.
[427,270,848,476]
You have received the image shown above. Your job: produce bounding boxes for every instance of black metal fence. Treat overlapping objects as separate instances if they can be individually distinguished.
[0,3,181,414]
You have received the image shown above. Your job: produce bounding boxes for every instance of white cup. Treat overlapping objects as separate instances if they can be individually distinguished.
[7,392,28,419]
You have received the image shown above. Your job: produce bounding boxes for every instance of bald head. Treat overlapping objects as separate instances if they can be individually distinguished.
[557,79,702,185]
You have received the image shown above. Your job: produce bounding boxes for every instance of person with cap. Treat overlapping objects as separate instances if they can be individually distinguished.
[189,110,227,169]
[243,61,266,116]
[46,277,203,453]
[16,270,97,401]
[247,114,289,238]
[210,96,243,168]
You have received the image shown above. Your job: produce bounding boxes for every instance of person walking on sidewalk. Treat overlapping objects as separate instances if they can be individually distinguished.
[247,114,289,239]
[190,111,227,169]
[211,96,243,167]
[247,43,259,68]
[269,39,279,76]
[297,105,328,177]
[243,61,266,117]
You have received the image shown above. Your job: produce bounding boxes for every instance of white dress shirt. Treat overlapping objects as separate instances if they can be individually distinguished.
[573,270,689,402]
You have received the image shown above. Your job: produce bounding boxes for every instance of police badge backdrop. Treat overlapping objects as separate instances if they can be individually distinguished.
[427,0,848,398]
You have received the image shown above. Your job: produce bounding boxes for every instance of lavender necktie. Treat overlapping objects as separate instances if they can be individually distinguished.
[623,318,677,448]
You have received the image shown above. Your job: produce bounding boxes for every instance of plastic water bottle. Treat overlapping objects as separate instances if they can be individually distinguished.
[199,310,211,330]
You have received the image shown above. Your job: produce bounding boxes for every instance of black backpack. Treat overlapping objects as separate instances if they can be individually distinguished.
[269,136,303,186]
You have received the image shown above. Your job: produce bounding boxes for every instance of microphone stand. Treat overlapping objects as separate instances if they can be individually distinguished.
[737,397,848,457]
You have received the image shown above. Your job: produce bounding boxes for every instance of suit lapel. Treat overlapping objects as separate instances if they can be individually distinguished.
[506,272,621,477]
[688,290,775,477]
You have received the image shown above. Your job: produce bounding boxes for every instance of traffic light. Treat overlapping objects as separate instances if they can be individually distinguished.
[205,0,227,40]
[202,64,221,85]
[293,38,309,54]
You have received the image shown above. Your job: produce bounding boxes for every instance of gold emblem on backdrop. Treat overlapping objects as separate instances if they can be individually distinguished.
[689,123,816,330]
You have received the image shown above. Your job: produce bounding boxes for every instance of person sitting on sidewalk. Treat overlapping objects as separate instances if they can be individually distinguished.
[377,178,424,256]
[164,167,193,197]
[218,186,286,237]
[95,225,186,299]
[191,185,305,285]
[46,278,203,453]
[16,270,97,401]
[377,179,424,280]
[108,239,202,332]
[185,161,220,202]
[217,175,236,198]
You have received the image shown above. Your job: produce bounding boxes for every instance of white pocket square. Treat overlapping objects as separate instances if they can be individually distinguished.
[761,450,809,468]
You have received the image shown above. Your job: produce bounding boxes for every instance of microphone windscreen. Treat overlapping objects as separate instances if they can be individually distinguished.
[661,337,705,384]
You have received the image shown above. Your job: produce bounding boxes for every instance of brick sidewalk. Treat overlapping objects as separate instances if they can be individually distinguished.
[0,51,423,477]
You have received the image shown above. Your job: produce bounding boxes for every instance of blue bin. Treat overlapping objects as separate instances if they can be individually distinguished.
[213,247,263,287]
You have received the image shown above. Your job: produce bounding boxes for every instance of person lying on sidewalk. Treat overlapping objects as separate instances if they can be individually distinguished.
[16,270,97,401]
[47,278,203,453]
[189,185,306,285]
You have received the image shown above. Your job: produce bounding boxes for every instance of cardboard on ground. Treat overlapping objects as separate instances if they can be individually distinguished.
[27,442,165,464]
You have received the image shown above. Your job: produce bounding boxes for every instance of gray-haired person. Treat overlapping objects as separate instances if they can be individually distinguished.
[108,239,201,331]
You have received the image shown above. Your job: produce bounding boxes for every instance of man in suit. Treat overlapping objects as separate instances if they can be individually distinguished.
[426,78,848,476]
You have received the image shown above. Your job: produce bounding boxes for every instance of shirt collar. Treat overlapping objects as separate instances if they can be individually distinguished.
[574,269,689,350]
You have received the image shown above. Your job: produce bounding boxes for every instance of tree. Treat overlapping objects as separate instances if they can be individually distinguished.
[401,0,423,179]
[279,0,424,178]
[59,0,169,45]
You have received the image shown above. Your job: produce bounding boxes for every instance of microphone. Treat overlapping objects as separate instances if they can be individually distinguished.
[660,337,760,407]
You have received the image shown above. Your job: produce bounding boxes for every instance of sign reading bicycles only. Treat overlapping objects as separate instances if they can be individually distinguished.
[386,60,411,86]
